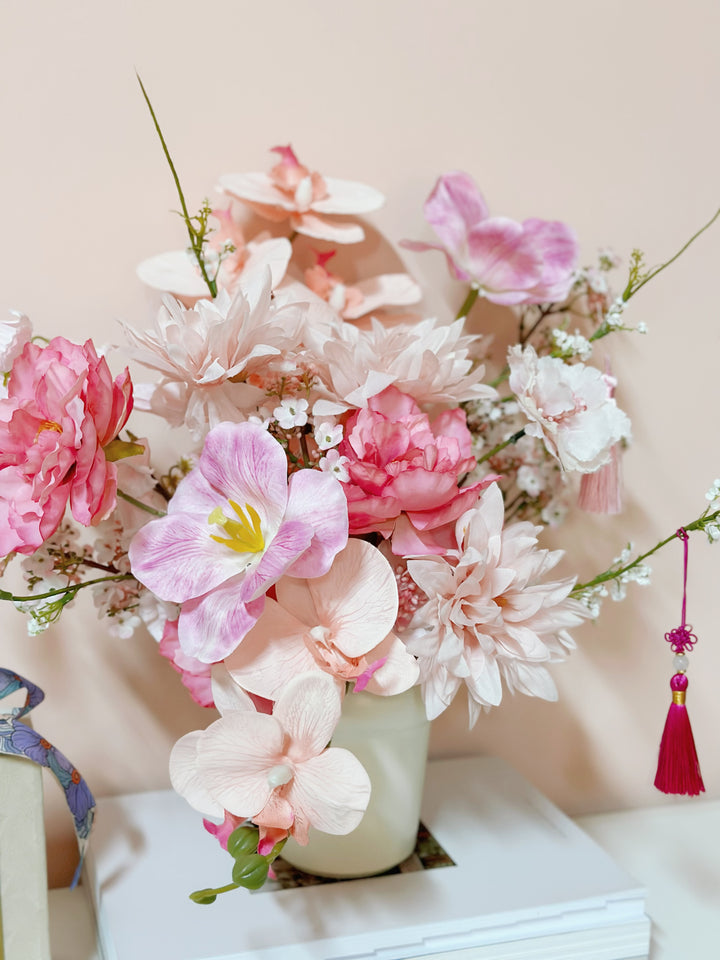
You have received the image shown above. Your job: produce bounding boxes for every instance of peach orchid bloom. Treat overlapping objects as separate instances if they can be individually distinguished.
[225,538,419,699]
[218,145,384,244]
[136,207,292,304]
[304,250,421,321]
[169,670,371,849]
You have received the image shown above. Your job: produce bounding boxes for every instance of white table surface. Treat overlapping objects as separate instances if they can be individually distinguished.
[49,800,720,960]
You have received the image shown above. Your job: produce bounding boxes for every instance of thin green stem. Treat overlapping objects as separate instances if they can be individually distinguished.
[572,507,720,596]
[455,286,479,321]
[476,428,525,466]
[1,573,135,604]
[136,73,217,298]
[623,207,720,302]
[117,488,166,517]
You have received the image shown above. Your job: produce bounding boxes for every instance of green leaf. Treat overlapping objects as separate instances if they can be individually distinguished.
[104,439,146,462]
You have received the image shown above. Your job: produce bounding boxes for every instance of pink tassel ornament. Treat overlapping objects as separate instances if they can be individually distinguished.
[653,529,705,796]
[578,443,623,514]
[654,672,704,796]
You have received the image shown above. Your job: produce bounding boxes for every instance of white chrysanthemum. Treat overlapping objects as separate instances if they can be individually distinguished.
[508,344,631,473]
[122,268,305,440]
[308,315,496,417]
[402,483,588,726]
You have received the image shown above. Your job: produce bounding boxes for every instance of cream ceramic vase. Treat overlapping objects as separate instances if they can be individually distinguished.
[281,685,430,878]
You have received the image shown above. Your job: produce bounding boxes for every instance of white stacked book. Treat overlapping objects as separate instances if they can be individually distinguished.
[83,757,650,960]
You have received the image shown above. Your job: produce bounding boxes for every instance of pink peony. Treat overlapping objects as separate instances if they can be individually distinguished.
[218,145,384,244]
[337,386,497,554]
[0,311,33,371]
[129,421,349,662]
[402,171,578,306]
[0,337,133,556]
[402,482,589,725]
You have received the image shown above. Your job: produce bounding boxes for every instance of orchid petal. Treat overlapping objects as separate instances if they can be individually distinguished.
[169,731,224,818]
[283,470,349,579]
[312,177,384,215]
[225,598,317,700]
[136,250,209,298]
[290,747,371,835]
[292,213,365,244]
[128,513,241,602]
[423,171,490,252]
[210,664,257,716]
[197,712,283,817]
[179,584,265,662]
[273,673,342,762]
[306,539,398,658]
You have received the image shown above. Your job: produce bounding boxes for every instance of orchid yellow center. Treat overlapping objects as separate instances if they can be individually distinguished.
[208,501,265,554]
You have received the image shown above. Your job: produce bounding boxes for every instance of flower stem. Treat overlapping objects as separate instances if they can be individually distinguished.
[622,207,720,302]
[571,507,720,596]
[136,73,217,298]
[455,286,479,321]
[0,573,135,604]
[116,489,166,517]
[476,428,525,466]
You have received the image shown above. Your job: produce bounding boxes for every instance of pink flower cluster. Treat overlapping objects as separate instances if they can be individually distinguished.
[0,336,133,556]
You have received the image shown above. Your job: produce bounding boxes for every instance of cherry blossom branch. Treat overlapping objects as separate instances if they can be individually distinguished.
[0,573,135,605]
[571,506,720,597]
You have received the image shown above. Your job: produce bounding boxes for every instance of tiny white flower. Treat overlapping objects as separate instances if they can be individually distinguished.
[314,420,343,451]
[516,465,544,497]
[248,407,274,429]
[706,524,720,542]
[636,322,647,334]
[319,449,350,482]
[274,397,309,429]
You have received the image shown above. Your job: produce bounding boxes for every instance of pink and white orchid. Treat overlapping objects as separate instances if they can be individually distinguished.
[136,208,292,304]
[402,171,578,306]
[170,671,371,849]
[225,538,418,699]
[128,421,349,662]
[508,344,631,473]
[402,483,588,726]
[218,145,384,244]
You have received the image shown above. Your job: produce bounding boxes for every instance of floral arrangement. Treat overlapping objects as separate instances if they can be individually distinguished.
[1,86,718,898]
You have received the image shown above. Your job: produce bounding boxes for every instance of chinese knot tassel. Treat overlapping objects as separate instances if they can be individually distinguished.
[654,528,705,796]
[654,672,704,796]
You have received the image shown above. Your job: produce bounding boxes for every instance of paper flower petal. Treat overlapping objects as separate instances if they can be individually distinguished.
[290,747,371,835]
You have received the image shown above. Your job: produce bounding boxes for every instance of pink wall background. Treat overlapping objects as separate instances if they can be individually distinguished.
[2,0,719,886]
